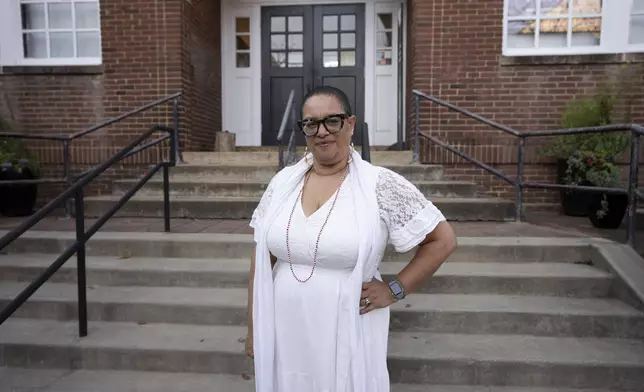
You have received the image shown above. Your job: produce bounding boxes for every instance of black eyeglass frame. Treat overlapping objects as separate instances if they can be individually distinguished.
[297,113,350,137]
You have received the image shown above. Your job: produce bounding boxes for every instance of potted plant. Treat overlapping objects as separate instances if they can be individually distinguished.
[0,118,41,217]
[565,151,628,229]
[539,91,630,216]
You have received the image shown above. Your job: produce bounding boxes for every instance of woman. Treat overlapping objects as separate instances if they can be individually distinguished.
[246,86,457,392]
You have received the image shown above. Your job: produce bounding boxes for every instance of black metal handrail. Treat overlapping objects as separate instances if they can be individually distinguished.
[278,90,298,169]
[361,123,371,163]
[0,92,182,187]
[0,93,182,337]
[412,89,641,248]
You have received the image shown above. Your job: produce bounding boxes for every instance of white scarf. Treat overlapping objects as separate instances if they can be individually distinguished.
[252,149,388,392]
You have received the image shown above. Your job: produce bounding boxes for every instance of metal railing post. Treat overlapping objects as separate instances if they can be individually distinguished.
[74,187,88,338]
[63,140,72,216]
[626,131,640,247]
[163,163,171,232]
[172,98,183,164]
[516,137,526,222]
[412,94,420,164]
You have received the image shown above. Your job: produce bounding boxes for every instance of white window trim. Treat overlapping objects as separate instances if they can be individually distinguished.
[0,0,102,67]
[502,0,644,57]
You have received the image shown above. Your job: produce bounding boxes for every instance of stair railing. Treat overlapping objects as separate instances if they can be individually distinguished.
[277,90,298,170]
[0,92,183,337]
[412,89,642,248]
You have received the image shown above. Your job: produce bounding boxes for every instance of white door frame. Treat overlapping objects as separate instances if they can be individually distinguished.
[221,0,407,147]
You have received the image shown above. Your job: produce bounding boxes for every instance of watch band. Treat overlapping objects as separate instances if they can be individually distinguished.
[388,278,406,301]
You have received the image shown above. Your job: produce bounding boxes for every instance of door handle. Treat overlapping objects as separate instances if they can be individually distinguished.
[306,83,311,93]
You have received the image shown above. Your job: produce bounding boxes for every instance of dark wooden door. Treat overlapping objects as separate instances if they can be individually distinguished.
[261,4,365,146]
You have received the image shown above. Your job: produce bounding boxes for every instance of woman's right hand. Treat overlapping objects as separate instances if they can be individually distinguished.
[245,331,254,358]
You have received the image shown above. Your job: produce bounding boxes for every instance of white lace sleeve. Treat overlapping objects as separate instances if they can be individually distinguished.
[377,168,446,253]
[249,179,275,231]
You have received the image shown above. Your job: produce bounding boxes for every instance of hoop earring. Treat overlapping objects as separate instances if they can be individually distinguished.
[304,146,311,165]
[348,142,354,164]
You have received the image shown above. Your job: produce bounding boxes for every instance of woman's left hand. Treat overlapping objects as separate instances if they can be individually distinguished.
[360,278,396,315]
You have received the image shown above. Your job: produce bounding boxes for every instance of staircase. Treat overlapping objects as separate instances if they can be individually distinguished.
[83,150,516,222]
[1,232,644,390]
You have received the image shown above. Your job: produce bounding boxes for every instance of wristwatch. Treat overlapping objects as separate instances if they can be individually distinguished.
[388,278,406,301]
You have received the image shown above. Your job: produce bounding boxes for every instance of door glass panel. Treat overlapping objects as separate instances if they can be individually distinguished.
[237,52,250,68]
[323,15,338,31]
[376,32,392,47]
[288,51,303,67]
[271,34,286,50]
[236,17,250,33]
[376,49,392,65]
[377,13,393,30]
[340,33,355,49]
[288,16,303,32]
[237,35,250,50]
[340,14,355,31]
[271,16,286,32]
[323,51,338,67]
[340,51,355,67]
[288,34,303,50]
[271,52,286,67]
[323,33,338,49]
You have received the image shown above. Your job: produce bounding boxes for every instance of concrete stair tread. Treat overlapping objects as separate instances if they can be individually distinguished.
[119,178,476,186]
[85,194,513,204]
[2,318,643,366]
[0,367,626,392]
[0,253,613,279]
[1,282,639,317]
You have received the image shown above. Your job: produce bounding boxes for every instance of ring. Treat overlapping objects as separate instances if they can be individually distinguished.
[365,297,371,306]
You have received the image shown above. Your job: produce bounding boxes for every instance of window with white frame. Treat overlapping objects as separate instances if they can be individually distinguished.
[6,0,102,65]
[630,0,644,44]
[503,0,644,56]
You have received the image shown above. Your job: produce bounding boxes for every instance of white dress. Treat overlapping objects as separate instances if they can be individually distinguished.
[260,167,446,392]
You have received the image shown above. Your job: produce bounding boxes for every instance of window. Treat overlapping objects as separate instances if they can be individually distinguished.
[503,0,644,56]
[376,13,393,66]
[321,14,356,68]
[270,16,304,68]
[236,17,251,68]
[631,0,644,44]
[18,0,101,64]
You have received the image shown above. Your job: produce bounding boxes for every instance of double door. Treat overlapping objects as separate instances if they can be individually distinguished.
[261,4,365,146]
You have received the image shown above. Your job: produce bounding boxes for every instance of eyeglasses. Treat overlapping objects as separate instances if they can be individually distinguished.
[298,114,349,137]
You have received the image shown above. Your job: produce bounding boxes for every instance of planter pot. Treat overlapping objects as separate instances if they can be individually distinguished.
[588,193,629,229]
[557,158,591,217]
[0,165,38,217]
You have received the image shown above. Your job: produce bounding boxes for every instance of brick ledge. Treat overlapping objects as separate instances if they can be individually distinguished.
[0,65,104,75]
[500,52,644,66]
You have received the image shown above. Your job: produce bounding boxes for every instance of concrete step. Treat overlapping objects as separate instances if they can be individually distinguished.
[2,282,641,338]
[1,319,643,389]
[0,231,598,264]
[183,150,414,165]
[112,178,478,198]
[0,254,613,297]
[166,163,445,182]
[82,195,515,221]
[0,368,628,392]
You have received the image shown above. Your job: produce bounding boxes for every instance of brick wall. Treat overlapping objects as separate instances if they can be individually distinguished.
[182,0,222,151]
[0,0,222,204]
[407,0,644,206]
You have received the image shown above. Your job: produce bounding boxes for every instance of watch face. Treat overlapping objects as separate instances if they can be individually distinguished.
[390,281,402,295]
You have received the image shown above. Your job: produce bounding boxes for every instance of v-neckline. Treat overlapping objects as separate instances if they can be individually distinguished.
[299,187,339,220]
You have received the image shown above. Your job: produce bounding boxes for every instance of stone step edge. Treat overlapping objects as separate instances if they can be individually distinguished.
[0,368,624,392]
[0,255,613,280]
[2,319,643,366]
[2,283,638,318]
[0,230,611,247]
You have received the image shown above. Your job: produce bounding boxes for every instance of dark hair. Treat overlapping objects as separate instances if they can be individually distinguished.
[300,86,353,117]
